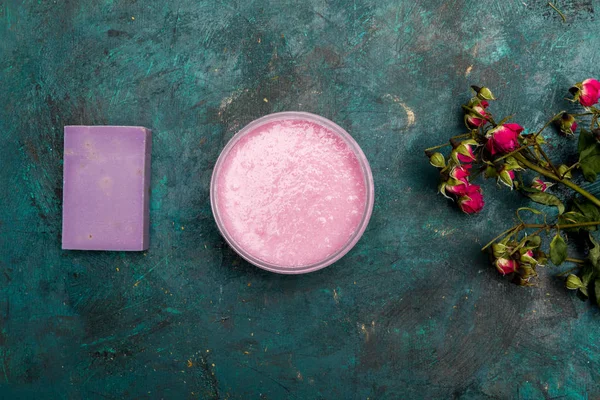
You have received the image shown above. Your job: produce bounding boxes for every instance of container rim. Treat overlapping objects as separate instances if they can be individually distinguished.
[210,111,375,274]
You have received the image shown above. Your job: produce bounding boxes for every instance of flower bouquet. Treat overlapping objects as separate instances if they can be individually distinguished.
[425,80,600,303]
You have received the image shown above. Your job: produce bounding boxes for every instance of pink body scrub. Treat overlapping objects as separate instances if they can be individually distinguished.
[211,112,374,274]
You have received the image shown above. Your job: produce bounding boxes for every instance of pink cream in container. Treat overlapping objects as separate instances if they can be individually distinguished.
[210,112,374,274]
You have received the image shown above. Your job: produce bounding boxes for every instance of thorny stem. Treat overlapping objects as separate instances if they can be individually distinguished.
[557,266,581,277]
[533,110,565,140]
[494,143,536,162]
[513,153,600,209]
[424,133,471,152]
[523,221,600,229]
[481,221,600,252]
[565,257,586,264]
[481,225,521,251]
[535,144,561,176]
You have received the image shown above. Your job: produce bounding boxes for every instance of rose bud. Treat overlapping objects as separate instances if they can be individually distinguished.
[471,85,496,101]
[520,249,538,265]
[465,100,489,128]
[565,274,585,290]
[485,123,524,155]
[570,79,600,107]
[557,165,572,179]
[495,257,519,275]
[451,139,478,163]
[457,185,484,214]
[492,242,508,258]
[532,177,553,192]
[556,113,578,136]
[428,152,446,168]
[449,164,471,183]
[444,165,472,196]
[498,169,516,189]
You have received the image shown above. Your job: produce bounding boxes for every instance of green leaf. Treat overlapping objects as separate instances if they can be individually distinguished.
[577,129,600,182]
[580,154,600,182]
[573,200,600,221]
[595,279,600,306]
[589,234,600,269]
[525,235,542,248]
[558,211,589,224]
[582,265,595,286]
[578,128,596,154]
[550,233,568,266]
[524,191,565,214]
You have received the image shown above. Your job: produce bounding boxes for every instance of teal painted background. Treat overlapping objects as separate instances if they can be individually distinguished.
[1,0,600,398]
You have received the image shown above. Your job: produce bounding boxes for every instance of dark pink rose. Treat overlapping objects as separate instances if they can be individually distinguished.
[457,185,484,214]
[496,257,519,275]
[485,123,523,155]
[456,142,477,163]
[449,164,471,183]
[466,100,489,128]
[578,79,600,107]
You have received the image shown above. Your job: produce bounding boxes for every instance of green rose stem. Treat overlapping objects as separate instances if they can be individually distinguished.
[482,221,600,251]
[533,110,565,140]
[424,133,471,152]
[513,152,600,209]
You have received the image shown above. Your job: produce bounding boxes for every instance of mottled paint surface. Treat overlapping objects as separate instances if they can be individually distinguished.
[1,1,600,399]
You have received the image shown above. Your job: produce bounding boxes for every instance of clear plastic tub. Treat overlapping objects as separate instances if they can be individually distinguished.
[210,112,374,274]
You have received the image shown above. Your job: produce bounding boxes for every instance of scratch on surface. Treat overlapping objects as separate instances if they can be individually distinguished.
[465,65,473,76]
[382,94,416,128]
[332,288,339,304]
[133,255,170,287]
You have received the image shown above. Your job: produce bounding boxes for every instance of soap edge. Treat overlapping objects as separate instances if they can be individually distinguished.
[141,128,152,251]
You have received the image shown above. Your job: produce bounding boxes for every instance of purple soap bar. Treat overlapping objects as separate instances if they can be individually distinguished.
[62,126,152,251]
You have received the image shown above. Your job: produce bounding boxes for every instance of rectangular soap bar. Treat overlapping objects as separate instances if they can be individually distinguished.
[62,126,152,251]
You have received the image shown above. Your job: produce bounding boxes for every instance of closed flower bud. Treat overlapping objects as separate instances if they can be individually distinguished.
[429,152,446,168]
[449,164,471,183]
[556,113,578,136]
[498,169,516,189]
[570,79,600,107]
[557,165,572,179]
[485,123,523,155]
[492,243,507,258]
[465,99,489,128]
[565,274,584,290]
[495,257,519,275]
[532,177,553,192]
[457,186,484,214]
[520,249,537,265]
[472,85,496,101]
[453,140,478,163]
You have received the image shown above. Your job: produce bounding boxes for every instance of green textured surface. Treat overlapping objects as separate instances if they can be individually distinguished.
[2,1,600,399]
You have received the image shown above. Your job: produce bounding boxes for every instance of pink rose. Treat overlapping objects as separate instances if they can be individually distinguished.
[485,123,523,155]
[466,100,489,128]
[456,142,477,163]
[449,164,471,183]
[573,79,600,107]
[495,257,519,275]
[446,165,472,196]
[457,185,484,214]
[532,177,553,192]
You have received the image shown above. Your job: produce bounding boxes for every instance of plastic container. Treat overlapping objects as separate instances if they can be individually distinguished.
[210,112,374,274]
